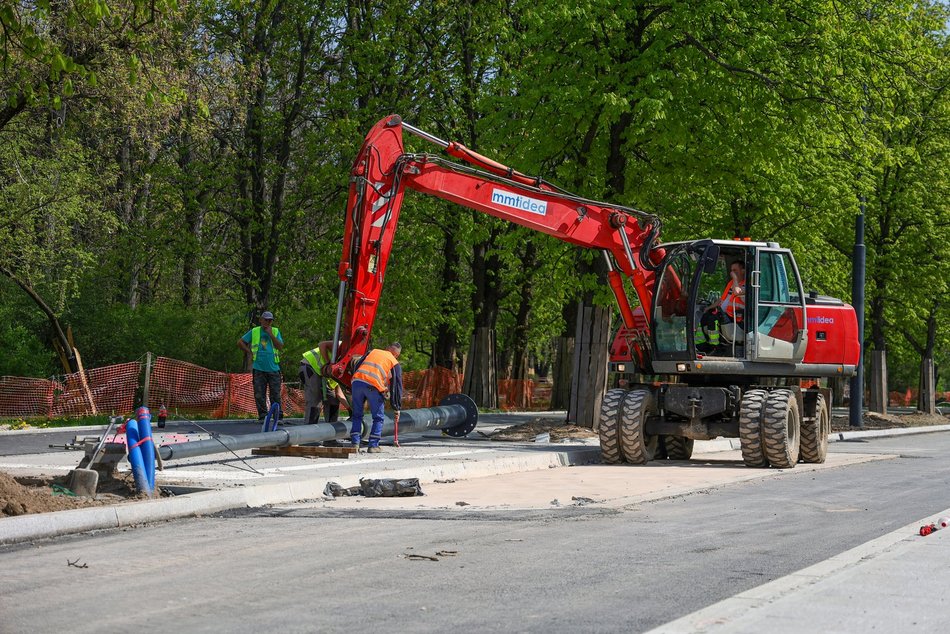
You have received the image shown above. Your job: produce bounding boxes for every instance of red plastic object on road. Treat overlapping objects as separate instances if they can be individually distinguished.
[920,523,938,536]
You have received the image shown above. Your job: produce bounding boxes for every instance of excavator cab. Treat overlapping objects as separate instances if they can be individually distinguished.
[649,240,808,374]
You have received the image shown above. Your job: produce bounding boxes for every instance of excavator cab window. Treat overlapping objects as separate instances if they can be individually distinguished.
[693,246,750,358]
[653,245,700,359]
[753,249,807,362]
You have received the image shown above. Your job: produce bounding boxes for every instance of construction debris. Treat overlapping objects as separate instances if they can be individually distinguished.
[323,478,424,498]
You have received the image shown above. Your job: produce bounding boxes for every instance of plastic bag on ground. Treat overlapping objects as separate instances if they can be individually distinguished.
[359,478,424,497]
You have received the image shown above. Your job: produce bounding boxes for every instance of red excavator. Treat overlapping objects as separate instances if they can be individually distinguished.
[327,115,860,469]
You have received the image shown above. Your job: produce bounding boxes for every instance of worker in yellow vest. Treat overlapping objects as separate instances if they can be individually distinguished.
[299,340,346,424]
[350,343,403,453]
[237,311,285,422]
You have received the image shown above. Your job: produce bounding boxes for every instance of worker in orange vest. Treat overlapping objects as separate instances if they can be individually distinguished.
[350,343,403,454]
[719,260,746,325]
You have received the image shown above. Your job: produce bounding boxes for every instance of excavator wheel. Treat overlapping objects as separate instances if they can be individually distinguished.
[619,389,659,465]
[661,436,694,460]
[761,390,801,469]
[799,393,829,463]
[738,389,769,468]
[598,388,627,464]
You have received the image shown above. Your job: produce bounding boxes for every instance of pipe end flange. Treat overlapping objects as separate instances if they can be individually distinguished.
[439,393,478,437]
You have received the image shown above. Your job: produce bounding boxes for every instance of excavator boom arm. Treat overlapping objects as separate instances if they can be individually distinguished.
[330,115,662,385]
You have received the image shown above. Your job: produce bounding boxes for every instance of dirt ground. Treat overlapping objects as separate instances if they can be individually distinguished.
[2,410,947,518]
[0,471,152,518]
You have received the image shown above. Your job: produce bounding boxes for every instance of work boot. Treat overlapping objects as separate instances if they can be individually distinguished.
[367,446,382,454]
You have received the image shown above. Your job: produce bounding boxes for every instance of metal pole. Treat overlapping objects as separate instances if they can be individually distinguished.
[850,13,870,429]
[849,204,866,428]
[159,394,478,461]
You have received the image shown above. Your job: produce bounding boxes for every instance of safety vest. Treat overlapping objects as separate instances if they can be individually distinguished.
[303,347,339,389]
[352,349,398,394]
[720,281,745,320]
[250,327,281,362]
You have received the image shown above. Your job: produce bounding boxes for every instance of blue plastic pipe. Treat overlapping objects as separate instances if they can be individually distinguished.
[136,406,156,491]
[124,418,152,496]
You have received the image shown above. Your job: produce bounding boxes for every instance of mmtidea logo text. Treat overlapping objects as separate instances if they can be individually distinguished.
[491,189,548,216]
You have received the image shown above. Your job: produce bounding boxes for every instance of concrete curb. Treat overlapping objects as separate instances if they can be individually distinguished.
[646,504,950,633]
[0,446,602,546]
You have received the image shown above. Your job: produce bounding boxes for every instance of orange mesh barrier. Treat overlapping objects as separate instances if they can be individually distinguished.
[281,384,305,416]
[402,367,464,408]
[59,362,142,416]
[0,362,141,418]
[149,357,303,418]
[0,376,57,418]
[1,359,562,420]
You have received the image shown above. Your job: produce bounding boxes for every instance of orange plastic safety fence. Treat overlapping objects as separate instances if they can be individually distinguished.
[0,362,141,419]
[400,368,551,411]
[402,367,464,409]
[498,379,533,410]
[149,357,304,418]
[0,376,57,418]
[58,362,142,416]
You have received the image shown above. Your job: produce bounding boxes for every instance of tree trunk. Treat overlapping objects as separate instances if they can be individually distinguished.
[510,240,536,381]
[463,327,497,408]
[432,230,461,371]
[551,299,577,410]
[869,350,887,413]
[177,110,209,308]
[463,223,503,408]
[830,376,847,407]
[569,302,611,427]
[0,266,77,372]
[551,335,575,410]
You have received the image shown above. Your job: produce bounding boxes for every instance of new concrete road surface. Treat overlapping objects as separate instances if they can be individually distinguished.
[1,414,950,632]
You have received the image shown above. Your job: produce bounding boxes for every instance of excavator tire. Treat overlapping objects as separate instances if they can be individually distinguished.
[739,389,769,468]
[761,390,801,469]
[619,389,659,465]
[662,436,694,460]
[799,393,829,463]
[598,388,627,464]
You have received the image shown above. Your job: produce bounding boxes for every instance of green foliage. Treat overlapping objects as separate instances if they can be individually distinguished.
[0,0,946,403]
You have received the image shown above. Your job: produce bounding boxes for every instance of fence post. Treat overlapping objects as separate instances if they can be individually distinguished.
[143,352,153,407]
[73,348,99,416]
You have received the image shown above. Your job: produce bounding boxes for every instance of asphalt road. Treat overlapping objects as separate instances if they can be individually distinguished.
[2,431,949,633]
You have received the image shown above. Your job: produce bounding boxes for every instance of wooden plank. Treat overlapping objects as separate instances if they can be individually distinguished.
[252,445,356,459]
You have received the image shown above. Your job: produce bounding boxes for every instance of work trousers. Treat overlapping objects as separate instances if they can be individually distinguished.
[350,379,385,448]
[298,362,325,425]
[252,370,282,420]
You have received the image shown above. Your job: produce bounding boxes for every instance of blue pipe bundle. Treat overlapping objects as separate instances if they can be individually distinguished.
[136,406,156,491]
[124,418,153,496]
